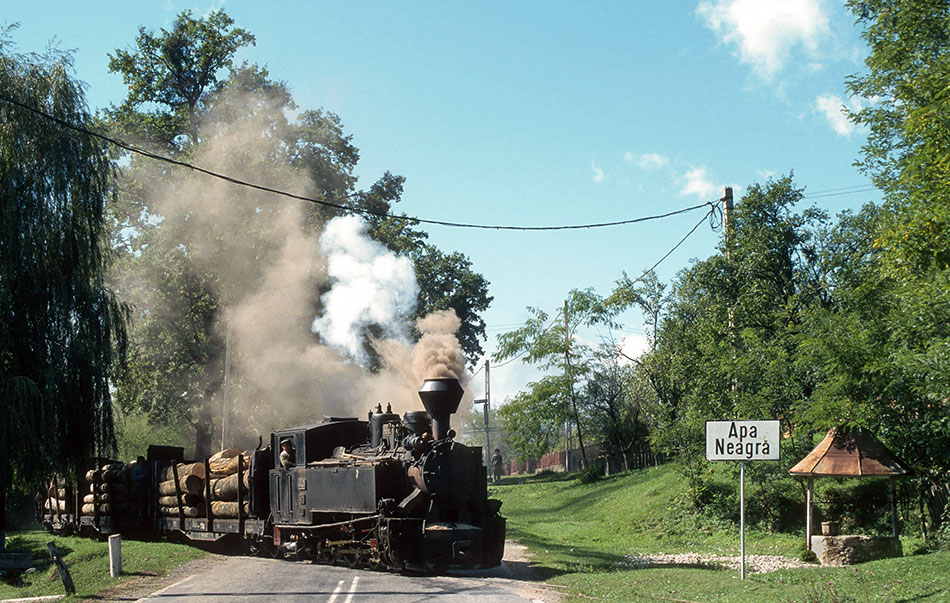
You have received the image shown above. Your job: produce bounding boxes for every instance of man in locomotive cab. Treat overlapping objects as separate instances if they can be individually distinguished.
[279,438,296,468]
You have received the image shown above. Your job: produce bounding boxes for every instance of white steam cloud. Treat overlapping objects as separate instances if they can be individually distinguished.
[312,215,418,365]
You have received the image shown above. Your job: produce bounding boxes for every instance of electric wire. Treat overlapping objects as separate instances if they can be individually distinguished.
[804,186,877,200]
[0,93,715,232]
[488,203,718,371]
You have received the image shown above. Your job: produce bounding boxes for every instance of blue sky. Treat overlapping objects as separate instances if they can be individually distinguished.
[4,1,879,402]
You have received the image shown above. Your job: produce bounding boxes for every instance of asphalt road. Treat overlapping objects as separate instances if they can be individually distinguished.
[133,554,555,602]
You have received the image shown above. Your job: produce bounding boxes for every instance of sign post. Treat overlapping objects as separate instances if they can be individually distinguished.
[706,420,780,580]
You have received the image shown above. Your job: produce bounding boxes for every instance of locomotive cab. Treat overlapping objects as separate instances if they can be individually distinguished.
[270,418,370,524]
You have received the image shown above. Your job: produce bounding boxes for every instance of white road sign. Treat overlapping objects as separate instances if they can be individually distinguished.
[706,420,780,461]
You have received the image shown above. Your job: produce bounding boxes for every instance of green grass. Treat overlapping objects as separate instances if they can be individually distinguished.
[492,466,950,602]
[0,529,207,600]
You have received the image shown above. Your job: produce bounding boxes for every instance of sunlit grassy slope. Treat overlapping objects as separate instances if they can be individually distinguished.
[492,465,949,602]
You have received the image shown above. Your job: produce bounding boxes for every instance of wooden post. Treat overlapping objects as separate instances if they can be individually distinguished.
[237,454,246,535]
[108,534,122,577]
[204,458,214,533]
[806,477,814,551]
[46,541,75,594]
[172,462,185,531]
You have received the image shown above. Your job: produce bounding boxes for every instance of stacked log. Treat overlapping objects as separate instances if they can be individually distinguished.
[44,484,72,514]
[207,449,250,518]
[156,450,251,519]
[81,463,130,516]
[157,462,207,518]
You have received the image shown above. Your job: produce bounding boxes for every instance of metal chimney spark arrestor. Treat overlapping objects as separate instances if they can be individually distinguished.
[417,378,463,440]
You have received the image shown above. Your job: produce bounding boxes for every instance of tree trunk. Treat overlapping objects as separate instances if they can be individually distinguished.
[1,484,6,550]
[569,389,588,469]
[193,403,213,459]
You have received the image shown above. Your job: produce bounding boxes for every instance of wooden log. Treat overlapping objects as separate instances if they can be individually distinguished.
[100,468,129,483]
[160,462,207,482]
[91,482,129,495]
[158,475,203,497]
[159,505,203,517]
[158,494,201,507]
[81,503,129,515]
[47,486,67,498]
[208,450,247,477]
[209,500,249,518]
[83,493,116,504]
[210,471,249,501]
[43,499,72,513]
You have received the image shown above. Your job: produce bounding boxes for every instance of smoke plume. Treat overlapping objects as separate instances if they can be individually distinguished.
[116,89,472,448]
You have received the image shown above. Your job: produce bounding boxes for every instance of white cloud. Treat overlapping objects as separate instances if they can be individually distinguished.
[618,334,650,365]
[624,152,670,170]
[592,160,605,183]
[680,166,716,198]
[815,93,863,137]
[697,0,830,79]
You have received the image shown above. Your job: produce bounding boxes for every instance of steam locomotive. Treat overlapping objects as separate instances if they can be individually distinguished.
[42,378,506,572]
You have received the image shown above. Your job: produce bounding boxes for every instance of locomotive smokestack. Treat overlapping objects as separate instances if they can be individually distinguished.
[417,378,463,440]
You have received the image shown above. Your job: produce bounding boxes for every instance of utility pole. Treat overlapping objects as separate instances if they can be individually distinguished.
[474,360,492,469]
[484,359,491,463]
[221,316,232,451]
[563,299,587,471]
[723,186,737,402]
[564,300,570,473]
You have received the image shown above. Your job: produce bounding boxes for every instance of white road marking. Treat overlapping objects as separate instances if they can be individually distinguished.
[327,579,345,603]
[344,576,360,603]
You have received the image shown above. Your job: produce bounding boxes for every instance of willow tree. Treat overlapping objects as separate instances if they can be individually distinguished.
[0,37,127,545]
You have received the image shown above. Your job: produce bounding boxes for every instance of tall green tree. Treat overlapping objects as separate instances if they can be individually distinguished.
[0,37,127,543]
[838,0,950,531]
[497,376,569,463]
[645,176,824,501]
[496,288,623,468]
[847,0,950,275]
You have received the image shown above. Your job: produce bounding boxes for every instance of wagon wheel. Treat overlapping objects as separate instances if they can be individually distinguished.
[268,539,283,559]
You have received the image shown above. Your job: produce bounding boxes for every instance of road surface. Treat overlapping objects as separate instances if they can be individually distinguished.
[132,543,559,602]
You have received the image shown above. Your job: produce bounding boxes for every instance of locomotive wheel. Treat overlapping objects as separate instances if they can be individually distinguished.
[345,553,362,569]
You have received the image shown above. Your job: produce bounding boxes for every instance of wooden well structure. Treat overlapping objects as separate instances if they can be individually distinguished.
[789,426,911,550]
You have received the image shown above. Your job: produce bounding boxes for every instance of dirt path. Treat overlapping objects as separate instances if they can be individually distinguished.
[624,552,817,574]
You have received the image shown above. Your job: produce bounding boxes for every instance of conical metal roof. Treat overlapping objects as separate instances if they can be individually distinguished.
[788,427,912,477]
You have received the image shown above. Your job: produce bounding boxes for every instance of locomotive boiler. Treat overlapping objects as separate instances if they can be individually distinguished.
[42,377,506,573]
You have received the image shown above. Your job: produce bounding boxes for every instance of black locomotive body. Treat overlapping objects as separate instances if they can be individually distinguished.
[42,378,506,573]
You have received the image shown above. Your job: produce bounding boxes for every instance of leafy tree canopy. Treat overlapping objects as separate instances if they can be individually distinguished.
[1,33,128,529]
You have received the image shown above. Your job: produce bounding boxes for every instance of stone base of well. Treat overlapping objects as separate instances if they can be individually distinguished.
[810,535,902,566]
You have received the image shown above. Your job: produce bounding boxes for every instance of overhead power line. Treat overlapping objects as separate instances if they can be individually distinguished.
[0,93,716,232]
[804,186,877,200]
[489,202,719,370]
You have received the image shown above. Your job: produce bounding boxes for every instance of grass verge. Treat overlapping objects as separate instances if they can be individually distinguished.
[492,466,949,602]
[0,529,207,600]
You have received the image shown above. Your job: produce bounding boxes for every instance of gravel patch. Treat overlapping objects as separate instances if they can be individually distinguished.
[624,552,817,574]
